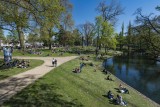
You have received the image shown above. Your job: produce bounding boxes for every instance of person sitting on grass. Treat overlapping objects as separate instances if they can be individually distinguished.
[107,90,114,100]
[115,94,127,106]
[105,75,114,81]
[119,95,127,106]
[102,69,108,74]
[119,84,129,94]
[72,67,80,73]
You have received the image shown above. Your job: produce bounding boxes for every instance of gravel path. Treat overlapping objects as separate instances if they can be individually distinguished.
[0,56,77,105]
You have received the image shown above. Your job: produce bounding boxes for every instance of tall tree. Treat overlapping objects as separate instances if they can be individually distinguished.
[72,29,81,46]
[0,1,30,50]
[117,22,125,50]
[96,0,124,25]
[126,21,132,52]
[38,0,64,49]
[100,21,117,53]
[78,22,95,46]
[95,16,103,50]
[60,0,74,31]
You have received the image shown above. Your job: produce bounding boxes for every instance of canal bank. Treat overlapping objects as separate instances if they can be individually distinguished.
[103,55,160,106]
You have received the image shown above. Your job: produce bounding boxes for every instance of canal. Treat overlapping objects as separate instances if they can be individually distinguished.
[104,55,160,104]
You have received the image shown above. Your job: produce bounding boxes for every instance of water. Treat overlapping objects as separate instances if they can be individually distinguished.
[104,55,160,104]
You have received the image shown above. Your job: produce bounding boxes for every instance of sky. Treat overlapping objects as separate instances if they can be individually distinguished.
[70,0,160,33]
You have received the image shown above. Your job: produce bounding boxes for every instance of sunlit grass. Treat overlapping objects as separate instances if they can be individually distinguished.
[0,59,44,80]
[3,56,156,107]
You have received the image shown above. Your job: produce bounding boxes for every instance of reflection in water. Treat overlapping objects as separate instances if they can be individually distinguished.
[104,56,160,104]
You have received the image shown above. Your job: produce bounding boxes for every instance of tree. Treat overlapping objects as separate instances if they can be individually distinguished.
[100,21,117,53]
[38,0,64,49]
[0,0,66,50]
[133,8,160,59]
[116,22,125,50]
[27,28,41,47]
[96,0,124,25]
[126,21,132,52]
[0,28,4,40]
[6,30,19,46]
[58,25,67,46]
[60,0,74,31]
[0,28,4,47]
[95,16,103,50]
[72,29,81,46]
[0,1,30,51]
[78,22,95,46]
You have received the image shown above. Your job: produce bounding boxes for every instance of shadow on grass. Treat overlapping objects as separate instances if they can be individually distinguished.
[114,88,121,93]
[0,64,14,71]
[0,75,9,80]
[3,83,83,107]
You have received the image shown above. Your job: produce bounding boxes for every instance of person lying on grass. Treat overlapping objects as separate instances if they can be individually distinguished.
[115,94,127,106]
[119,84,129,94]
[107,90,114,100]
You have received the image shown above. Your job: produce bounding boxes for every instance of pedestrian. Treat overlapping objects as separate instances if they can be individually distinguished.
[52,58,55,67]
[55,59,57,67]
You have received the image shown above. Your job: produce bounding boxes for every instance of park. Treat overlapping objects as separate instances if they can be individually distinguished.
[0,0,160,107]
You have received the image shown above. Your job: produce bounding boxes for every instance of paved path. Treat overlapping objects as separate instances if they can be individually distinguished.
[0,56,77,105]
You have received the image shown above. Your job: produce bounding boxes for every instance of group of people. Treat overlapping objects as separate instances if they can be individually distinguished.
[107,90,127,106]
[72,63,85,73]
[104,69,129,106]
[103,69,114,81]
[52,58,57,67]
[17,60,30,68]
[72,67,81,73]
[1,59,30,68]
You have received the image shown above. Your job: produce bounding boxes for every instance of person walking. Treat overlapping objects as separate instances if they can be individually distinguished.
[52,58,55,67]
[55,59,57,67]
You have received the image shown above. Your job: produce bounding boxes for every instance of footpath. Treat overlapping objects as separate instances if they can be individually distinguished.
[0,56,77,104]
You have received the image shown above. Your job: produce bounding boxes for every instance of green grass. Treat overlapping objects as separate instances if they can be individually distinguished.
[3,56,156,107]
[0,59,44,80]
[0,46,118,57]
[0,49,76,57]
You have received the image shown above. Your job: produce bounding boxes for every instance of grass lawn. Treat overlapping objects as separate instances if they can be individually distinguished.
[0,46,120,57]
[0,59,44,80]
[3,56,156,107]
[0,49,76,57]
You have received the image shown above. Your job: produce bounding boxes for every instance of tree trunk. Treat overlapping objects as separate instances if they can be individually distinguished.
[17,26,25,52]
[105,46,107,54]
[49,42,52,50]
[95,36,99,56]
[128,45,130,55]
[82,36,84,48]
[120,44,122,51]
[99,44,101,50]
[48,29,52,50]
[86,36,89,46]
